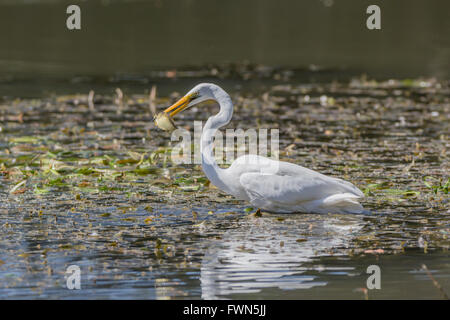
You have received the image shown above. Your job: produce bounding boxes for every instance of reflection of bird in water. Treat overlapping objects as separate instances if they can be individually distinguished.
[200,215,363,299]
[159,83,365,214]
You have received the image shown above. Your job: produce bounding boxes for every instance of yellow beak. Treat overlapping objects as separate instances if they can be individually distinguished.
[163,94,192,117]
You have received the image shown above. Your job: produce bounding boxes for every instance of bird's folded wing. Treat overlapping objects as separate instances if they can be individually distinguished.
[239,172,362,205]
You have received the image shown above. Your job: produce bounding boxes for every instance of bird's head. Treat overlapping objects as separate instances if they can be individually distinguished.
[163,83,217,118]
[154,83,228,132]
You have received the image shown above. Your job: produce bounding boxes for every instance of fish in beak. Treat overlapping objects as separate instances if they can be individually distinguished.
[154,93,197,132]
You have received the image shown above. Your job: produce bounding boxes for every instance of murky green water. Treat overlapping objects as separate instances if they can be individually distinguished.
[0,0,449,80]
[0,69,448,299]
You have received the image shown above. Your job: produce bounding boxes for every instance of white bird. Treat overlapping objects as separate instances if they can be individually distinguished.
[160,83,366,214]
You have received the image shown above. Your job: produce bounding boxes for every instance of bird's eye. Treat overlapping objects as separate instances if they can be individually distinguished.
[190,92,200,101]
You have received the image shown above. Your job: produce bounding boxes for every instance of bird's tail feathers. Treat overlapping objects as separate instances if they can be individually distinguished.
[321,193,365,214]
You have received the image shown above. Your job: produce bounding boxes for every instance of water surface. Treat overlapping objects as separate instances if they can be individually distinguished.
[0,70,448,299]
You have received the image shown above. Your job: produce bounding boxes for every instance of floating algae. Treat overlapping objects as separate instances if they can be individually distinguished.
[0,74,449,299]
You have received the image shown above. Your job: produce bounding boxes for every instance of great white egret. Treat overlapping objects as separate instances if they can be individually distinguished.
[157,83,365,214]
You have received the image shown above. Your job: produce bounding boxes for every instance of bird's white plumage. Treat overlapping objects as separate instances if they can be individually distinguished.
[232,155,364,213]
[170,83,366,214]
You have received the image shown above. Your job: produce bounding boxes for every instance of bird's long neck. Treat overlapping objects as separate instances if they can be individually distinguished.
[200,88,233,193]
